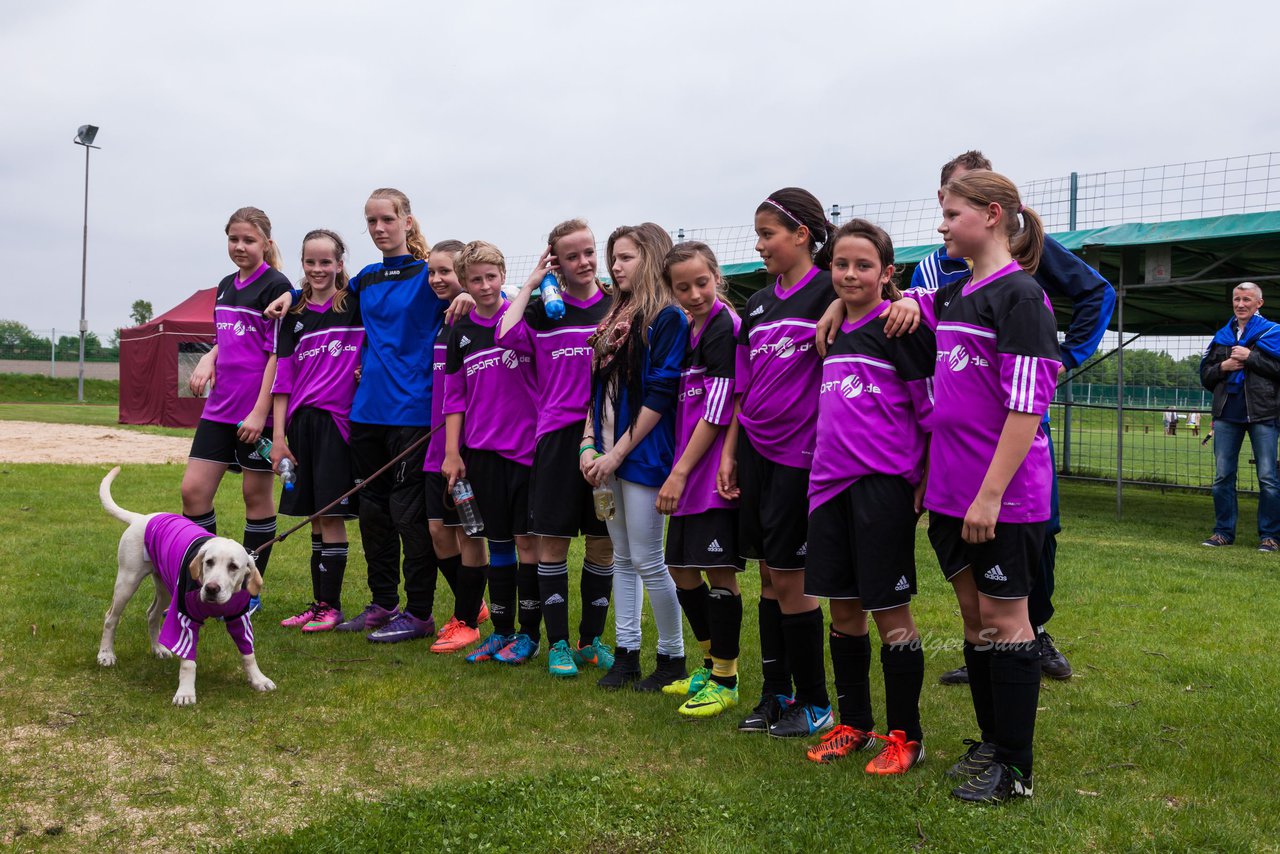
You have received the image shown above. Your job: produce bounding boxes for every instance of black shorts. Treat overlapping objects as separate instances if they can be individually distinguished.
[805,476,917,610]
[189,418,273,473]
[737,430,809,569]
[424,471,460,526]
[278,407,358,519]
[527,421,609,539]
[665,508,746,571]
[928,512,1043,600]
[467,449,530,542]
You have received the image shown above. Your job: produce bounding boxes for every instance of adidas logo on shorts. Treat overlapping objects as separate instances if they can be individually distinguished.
[591,597,610,607]
[460,335,472,347]
[796,543,807,557]
[749,305,765,317]
[707,539,724,553]
[894,576,909,592]
[984,564,1008,582]
[545,593,565,605]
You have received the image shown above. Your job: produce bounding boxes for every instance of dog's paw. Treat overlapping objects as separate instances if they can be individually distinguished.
[248,675,276,693]
[172,689,197,706]
[97,650,116,667]
[152,645,173,660]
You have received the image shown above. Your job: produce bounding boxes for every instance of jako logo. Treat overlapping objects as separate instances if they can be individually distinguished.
[502,350,520,369]
[840,374,864,399]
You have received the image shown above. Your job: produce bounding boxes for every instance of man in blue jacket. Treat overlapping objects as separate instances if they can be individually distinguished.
[914,151,1116,683]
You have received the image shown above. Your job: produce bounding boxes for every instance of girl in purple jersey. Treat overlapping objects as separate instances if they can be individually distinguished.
[718,188,837,740]
[654,242,745,718]
[272,230,362,632]
[803,220,933,774]
[912,171,1058,804]
[183,207,292,609]
[583,223,688,691]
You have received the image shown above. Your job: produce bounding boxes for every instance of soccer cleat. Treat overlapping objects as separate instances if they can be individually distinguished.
[662,665,711,696]
[573,637,615,671]
[951,761,1033,803]
[805,724,874,763]
[768,702,834,739]
[466,632,513,663]
[336,602,400,632]
[547,639,579,677]
[302,604,344,633]
[865,730,924,775]
[737,694,793,733]
[366,611,435,643]
[597,646,642,689]
[1260,538,1279,553]
[1037,632,1072,680]
[430,618,481,653]
[634,654,688,693]
[945,739,997,779]
[677,680,739,719]
[1201,533,1232,547]
[245,595,262,618]
[495,633,540,665]
[477,601,491,625]
[280,603,319,628]
[938,665,970,685]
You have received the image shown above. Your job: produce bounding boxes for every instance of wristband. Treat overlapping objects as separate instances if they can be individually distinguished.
[579,445,598,458]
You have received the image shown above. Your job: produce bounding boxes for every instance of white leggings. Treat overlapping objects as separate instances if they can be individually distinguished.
[606,476,684,657]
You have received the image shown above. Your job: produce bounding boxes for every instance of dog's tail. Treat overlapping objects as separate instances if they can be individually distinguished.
[100,466,145,526]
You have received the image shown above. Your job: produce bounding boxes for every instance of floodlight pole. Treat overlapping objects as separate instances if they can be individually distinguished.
[74,127,100,404]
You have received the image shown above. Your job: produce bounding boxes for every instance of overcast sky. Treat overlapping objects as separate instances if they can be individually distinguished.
[2,0,1277,339]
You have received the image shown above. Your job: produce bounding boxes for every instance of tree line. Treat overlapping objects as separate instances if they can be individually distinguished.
[0,301,153,361]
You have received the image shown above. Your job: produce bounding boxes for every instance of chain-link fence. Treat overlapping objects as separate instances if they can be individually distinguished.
[0,328,120,379]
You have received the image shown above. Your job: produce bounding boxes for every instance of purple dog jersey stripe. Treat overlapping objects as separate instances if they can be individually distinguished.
[915,264,1061,523]
[146,514,255,661]
[674,304,740,516]
[204,265,292,425]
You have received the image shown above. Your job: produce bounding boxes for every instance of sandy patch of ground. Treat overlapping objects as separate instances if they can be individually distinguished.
[0,421,189,464]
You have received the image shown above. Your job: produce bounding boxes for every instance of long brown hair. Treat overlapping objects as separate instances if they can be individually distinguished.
[755,187,836,271]
[368,188,429,260]
[292,229,350,315]
[596,223,675,361]
[942,170,1045,274]
[225,207,283,270]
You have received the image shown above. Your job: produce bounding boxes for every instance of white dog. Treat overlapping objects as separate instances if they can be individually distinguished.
[97,466,275,705]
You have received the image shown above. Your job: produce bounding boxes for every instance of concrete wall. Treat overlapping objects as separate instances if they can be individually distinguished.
[0,360,120,380]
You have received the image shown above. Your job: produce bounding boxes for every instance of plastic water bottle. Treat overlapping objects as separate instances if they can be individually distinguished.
[278,457,296,491]
[540,272,566,320]
[239,421,273,462]
[593,484,616,522]
[451,478,485,536]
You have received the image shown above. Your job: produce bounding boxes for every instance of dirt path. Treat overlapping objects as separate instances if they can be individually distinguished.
[0,421,190,464]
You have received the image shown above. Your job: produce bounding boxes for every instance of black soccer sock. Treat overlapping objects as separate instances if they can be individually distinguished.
[484,563,517,636]
[243,515,277,578]
[990,641,1041,776]
[517,562,542,642]
[456,563,487,629]
[309,534,324,601]
[318,542,348,611]
[539,560,570,645]
[963,641,996,743]
[438,552,461,599]
[758,597,791,697]
[881,641,925,742]
[185,510,217,535]
[577,560,613,643]
[829,629,874,731]
[782,608,828,708]
[707,587,742,688]
[676,583,712,666]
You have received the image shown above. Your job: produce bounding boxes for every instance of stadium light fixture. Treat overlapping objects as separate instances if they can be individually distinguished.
[73,124,101,403]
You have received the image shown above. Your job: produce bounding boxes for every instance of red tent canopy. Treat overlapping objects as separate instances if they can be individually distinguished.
[119,288,215,427]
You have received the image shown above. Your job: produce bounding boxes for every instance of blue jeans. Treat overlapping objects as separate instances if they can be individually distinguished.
[1212,419,1280,541]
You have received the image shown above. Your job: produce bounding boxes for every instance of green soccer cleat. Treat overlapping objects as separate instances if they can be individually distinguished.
[662,665,712,696]
[572,636,615,671]
[677,680,739,719]
[548,639,579,677]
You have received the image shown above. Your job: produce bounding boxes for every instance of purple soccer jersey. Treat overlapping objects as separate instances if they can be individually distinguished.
[496,287,613,439]
[203,264,292,425]
[272,294,364,442]
[809,302,936,513]
[443,301,538,465]
[144,514,255,662]
[913,261,1061,523]
[424,321,451,471]
[674,301,740,516]
[735,267,833,469]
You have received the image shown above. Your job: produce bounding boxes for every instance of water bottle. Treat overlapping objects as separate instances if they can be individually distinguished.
[451,478,485,536]
[239,421,272,462]
[539,272,565,320]
[593,483,616,522]
[278,457,296,491]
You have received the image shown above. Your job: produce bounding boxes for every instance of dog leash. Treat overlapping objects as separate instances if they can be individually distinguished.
[248,421,444,559]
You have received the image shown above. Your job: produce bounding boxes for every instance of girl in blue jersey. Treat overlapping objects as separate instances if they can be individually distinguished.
[183,207,292,611]
[583,223,688,691]
[719,188,837,740]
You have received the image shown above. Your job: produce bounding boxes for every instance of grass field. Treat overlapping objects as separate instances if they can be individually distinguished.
[2,464,1278,852]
